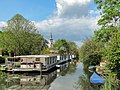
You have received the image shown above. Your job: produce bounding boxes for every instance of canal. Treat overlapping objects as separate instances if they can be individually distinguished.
[0,62,91,90]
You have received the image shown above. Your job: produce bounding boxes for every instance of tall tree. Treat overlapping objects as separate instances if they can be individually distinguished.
[105,27,120,78]
[53,39,69,55]
[68,41,77,54]
[68,41,78,59]
[80,38,102,68]
[95,0,120,27]
[94,0,120,42]
[53,39,78,59]
[0,14,48,55]
[94,0,120,79]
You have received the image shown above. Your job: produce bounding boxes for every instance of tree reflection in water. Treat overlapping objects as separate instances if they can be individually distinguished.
[0,70,57,90]
[74,74,91,90]
[0,72,20,89]
[60,62,77,76]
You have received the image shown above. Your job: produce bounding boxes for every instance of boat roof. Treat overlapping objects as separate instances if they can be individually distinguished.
[15,54,57,58]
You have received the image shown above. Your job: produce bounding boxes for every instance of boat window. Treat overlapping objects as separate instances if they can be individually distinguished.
[50,57,52,64]
[52,57,54,63]
[47,58,48,64]
[36,58,40,61]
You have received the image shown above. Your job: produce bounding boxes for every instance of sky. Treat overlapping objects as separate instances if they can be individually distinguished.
[0,0,100,46]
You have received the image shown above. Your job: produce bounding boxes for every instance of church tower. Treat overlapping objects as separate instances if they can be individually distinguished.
[49,33,53,49]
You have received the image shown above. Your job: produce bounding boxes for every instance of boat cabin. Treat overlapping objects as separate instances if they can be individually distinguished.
[16,55,58,71]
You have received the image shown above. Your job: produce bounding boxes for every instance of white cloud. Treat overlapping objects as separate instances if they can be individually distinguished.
[35,16,99,43]
[0,0,100,47]
[0,22,7,30]
[56,0,92,18]
[35,0,100,46]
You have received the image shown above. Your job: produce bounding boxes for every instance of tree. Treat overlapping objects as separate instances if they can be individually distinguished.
[53,39,70,55]
[94,0,120,79]
[0,14,48,55]
[94,0,120,27]
[53,39,78,59]
[94,0,120,43]
[68,41,77,55]
[105,27,120,79]
[80,38,102,68]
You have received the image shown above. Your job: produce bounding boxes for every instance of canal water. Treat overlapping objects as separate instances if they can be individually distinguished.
[0,62,91,90]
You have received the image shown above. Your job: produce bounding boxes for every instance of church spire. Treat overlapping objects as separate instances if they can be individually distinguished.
[49,32,53,48]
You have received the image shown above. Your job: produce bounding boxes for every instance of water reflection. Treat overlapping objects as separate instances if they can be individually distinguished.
[59,62,77,76]
[3,70,57,90]
[74,74,91,90]
[49,62,86,90]
[0,75,20,90]
[0,62,92,90]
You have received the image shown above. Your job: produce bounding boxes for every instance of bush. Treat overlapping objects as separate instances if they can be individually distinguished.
[0,56,9,63]
[0,56,5,63]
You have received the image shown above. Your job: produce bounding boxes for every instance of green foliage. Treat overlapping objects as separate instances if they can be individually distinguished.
[80,38,102,68]
[105,27,120,79]
[100,73,120,90]
[53,39,69,54]
[0,57,5,63]
[94,27,113,43]
[53,39,78,55]
[94,0,120,79]
[0,55,9,63]
[94,0,120,27]
[0,14,48,55]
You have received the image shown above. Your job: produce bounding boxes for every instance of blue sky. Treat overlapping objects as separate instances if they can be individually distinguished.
[0,0,56,21]
[0,0,97,21]
[0,0,99,46]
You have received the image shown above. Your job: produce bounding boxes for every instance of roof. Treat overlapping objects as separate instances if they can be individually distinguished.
[15,54,57,58]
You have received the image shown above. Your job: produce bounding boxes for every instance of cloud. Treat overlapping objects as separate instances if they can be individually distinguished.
[56,0,92,18]
[35,16,99,41]
[0,22,7,30]
[35,0,100,46]
[0,0,100,46]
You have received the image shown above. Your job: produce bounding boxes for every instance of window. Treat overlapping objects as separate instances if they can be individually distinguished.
[53,57,54,63]
[50,57,52,64]
[47,58,49,64]
[36,58,40,61]
[46,58,49,65]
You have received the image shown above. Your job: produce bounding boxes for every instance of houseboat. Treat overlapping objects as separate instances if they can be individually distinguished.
[56,54,73,68]
[5,54,58,72]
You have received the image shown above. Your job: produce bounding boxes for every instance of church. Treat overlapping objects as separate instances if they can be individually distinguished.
[47,33,56,53]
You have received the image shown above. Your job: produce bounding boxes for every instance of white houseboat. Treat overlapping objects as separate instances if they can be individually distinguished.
[6,54,58,72]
